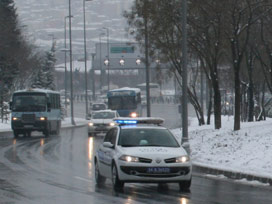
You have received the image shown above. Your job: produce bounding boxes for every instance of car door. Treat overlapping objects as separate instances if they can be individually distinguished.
[98,128,118,177]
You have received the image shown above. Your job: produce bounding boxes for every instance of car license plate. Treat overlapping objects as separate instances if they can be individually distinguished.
[147,167,170,174]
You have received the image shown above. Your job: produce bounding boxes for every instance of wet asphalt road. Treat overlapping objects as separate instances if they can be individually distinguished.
[1,103,272,204]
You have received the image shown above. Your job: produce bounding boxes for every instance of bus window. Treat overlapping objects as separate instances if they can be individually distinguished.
[12,94,47,112]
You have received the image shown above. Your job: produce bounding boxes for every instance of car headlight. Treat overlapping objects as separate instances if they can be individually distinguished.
[39,117,47,121]
[109,122,116,126]
[12,117,20,121]
[88,122,94,127]
[119,155,139,162]
[130,112,138,118]
[175,156,190,163]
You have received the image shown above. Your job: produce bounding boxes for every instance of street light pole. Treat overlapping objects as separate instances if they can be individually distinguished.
[144,1,151,117]
[91,53,96,101]
[69,0,75,125]
[102,27,110,91]
[99,33,104,93]
[83,0,92,119]
[181,0,189,149]
[64,16,70,116]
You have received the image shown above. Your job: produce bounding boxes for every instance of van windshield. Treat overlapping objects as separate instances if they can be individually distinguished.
[12,93,47,112]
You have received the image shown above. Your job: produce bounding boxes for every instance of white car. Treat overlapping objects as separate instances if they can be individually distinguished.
[88,110,119,136]
[88,102,107,118]
[94,118,192,191]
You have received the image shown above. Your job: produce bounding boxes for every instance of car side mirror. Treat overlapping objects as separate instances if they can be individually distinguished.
[103,142,114,148]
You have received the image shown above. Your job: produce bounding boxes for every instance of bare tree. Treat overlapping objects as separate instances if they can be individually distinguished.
[124,0,205,125]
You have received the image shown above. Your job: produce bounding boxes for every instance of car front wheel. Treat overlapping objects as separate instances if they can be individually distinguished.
[112,163,124,190]
[95,160,106,185]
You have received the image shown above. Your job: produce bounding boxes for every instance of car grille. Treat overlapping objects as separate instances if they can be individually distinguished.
[120,166,190,177]
[138,158,152,163]
[164,158,176,163]
[22,114,35,123]
[94,124,108,127]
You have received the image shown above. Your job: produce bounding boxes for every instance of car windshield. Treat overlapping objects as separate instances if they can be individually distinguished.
[12,93,47,112]
[92,104,106,111]
[118,128,180,147]
[92,112,115,119]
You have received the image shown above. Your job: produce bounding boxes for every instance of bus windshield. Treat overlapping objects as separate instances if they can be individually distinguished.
[108,96,136,110]
[12,93,47,112]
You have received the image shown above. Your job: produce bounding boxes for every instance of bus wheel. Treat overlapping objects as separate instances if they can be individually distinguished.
[13,131,19,138]
[44,130,49,137]
[55,121,60,135]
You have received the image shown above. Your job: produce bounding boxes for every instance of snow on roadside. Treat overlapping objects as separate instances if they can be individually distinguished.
[173,116,272,179]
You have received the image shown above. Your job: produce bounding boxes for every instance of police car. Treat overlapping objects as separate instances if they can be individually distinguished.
[94,117,192,191]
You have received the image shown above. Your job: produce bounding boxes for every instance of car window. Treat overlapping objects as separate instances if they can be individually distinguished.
[118,128,180,147]
[92,104,106,110]
[92,112,115,119]
[104,128,118,145]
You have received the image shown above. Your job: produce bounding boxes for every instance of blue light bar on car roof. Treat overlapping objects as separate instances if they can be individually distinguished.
[115,120,138,124]
[114,117,164,126]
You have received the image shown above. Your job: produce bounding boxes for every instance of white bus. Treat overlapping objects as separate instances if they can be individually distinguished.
[10,89,62,138]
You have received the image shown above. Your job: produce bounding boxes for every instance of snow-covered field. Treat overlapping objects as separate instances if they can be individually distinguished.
[172,116,272,180]
[1,115,272,181]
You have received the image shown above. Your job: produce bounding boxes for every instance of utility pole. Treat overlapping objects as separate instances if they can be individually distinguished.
[69,0,75,125]
[91,53,96,101]
[181,0,189,149]
[144,0,151,117]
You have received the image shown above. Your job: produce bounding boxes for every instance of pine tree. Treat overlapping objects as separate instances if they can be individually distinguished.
[0,0,20,102]
[44,41,57,90]
[31,41,56,90]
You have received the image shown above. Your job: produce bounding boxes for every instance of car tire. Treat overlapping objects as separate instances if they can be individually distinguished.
[112,163,124,190]
[95,160,106,185]
[179,178,191,191]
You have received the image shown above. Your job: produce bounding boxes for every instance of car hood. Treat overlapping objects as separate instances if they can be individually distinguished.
[119,146,188,158]
[91,119,113,124]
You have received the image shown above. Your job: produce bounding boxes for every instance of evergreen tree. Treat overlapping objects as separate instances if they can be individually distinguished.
[0,0,20,94]
[31,41,56,90]
[44,41,57,90]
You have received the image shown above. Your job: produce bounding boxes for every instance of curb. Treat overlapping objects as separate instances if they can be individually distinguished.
[193,164,272,186]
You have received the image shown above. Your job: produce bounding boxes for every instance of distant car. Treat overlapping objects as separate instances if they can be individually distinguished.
[94,117,192,191]
[88,103,107,117]
[141,96,147,105]
[61,96,70,105]
[88,110,119,136]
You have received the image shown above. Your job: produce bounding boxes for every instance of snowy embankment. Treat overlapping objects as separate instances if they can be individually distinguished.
[173,116,272,180]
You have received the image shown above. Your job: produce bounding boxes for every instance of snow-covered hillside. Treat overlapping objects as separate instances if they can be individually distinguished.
[14,0,134,54]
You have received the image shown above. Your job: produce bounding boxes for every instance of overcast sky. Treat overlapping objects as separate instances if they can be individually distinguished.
[14,0,134,53]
